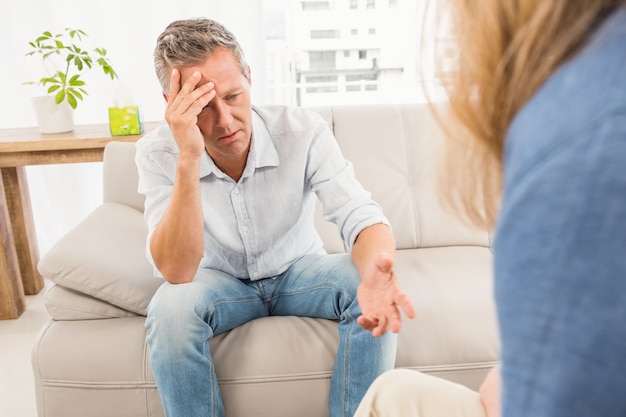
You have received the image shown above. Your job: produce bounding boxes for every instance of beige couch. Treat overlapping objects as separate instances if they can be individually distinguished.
[33,103,499,417]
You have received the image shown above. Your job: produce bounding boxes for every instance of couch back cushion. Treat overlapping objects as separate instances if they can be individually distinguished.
[312,103,491,251]
[103,141,146,212]
[102,103,490,252]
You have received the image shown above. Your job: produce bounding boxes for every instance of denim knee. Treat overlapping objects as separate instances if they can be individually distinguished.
[145,282,213,352]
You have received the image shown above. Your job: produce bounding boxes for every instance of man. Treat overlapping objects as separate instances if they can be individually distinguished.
[136,18,415,417]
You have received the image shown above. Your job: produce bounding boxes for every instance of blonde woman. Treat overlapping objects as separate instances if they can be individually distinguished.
[355,1,626,416]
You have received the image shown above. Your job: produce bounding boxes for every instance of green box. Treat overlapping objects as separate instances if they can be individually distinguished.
[108,106,144,136]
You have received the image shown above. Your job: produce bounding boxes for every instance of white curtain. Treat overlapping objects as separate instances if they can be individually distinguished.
[0,0,267,255]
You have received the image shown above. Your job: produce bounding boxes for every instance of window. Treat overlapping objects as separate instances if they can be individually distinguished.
[346,73,377,82]
[309,51,336,70]
[346,73,378,92]
[302,1,330,11]
[310,29,339,39]
[366,0,375,9]
[358,50,367,59]
[368,28,375,35]
[306,75,338,93]
[350,0,358,9]
[351,28,358,35]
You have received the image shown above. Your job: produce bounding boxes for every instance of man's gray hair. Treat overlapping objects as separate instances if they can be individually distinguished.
[154,18,248,94]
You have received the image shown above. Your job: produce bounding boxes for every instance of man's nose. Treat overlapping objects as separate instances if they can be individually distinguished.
[214,101,233,128]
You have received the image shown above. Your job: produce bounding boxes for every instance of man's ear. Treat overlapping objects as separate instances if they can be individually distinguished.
[162,92,168,102]
[246,66,252,86]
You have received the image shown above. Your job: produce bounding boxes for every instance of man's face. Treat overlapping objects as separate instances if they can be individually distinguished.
[178,48,252,167]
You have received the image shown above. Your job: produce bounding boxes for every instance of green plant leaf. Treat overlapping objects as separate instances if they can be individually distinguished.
[40,76,58,85]
[68,77,85,87]
[54,90,65,104]
[70,89,84,101]
[57,71,67,83]
[74,56,84,71]
[25,27,118,110]
[67,93,78,109]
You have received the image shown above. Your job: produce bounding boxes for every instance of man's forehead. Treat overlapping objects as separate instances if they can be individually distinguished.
[177,53,244,90]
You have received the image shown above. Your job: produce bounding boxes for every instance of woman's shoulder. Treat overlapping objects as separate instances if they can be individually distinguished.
[505,8,626,179]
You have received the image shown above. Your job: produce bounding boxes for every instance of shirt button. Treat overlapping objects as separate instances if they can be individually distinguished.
[233,189,239,194]
[242,226,248,232]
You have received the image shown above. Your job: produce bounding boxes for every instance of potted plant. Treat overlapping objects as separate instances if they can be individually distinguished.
[24,28,118,133]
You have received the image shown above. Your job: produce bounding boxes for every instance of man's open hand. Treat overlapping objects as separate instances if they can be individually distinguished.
[356,254,416,337]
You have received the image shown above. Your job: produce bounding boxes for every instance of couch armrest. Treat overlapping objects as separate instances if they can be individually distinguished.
[37,203,161,315]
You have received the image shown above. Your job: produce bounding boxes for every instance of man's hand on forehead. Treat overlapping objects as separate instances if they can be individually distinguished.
[169,69,214,104]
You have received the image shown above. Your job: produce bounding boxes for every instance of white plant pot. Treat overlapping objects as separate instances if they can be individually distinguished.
[32,96,74,134]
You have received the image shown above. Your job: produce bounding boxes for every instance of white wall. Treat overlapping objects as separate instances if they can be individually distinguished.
[0,0,266,255]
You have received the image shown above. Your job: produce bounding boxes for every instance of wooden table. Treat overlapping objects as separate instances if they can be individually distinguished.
[0,122,161,319]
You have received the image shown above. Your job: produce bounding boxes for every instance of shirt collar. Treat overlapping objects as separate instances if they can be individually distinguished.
[199,107,280,179]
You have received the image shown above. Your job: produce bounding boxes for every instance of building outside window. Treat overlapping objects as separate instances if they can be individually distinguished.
[263,0,446,106]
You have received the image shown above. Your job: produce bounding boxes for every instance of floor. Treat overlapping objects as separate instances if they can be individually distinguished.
[0,280,51,417]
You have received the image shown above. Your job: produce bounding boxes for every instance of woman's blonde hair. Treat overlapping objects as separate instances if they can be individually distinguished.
[434,0,623,229]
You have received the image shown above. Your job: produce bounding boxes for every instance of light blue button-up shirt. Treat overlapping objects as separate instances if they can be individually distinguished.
[135,105,389,280]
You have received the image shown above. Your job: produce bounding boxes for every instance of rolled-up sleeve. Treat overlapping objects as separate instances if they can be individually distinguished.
[307,121,390,250]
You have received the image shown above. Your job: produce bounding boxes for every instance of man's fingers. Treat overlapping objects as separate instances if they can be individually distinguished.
[371,314,388,338]
[168,68,182,102]
[386,305,403,333]
[395,292,416,319]
[178,70,202,96]
[357,315,378,331]
[194,87,216,112]
[169,71,207,106]
[166,71,216,127]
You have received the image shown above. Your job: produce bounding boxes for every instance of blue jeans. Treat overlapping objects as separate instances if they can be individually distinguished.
[145,253,397,417]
